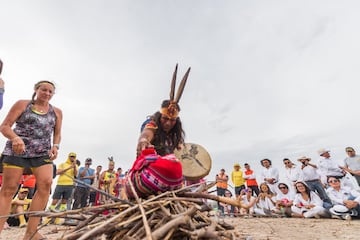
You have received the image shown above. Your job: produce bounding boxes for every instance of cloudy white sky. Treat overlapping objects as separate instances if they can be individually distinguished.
[1,1,360,184]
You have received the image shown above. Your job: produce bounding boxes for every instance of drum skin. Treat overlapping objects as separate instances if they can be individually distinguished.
[174,143,212,181]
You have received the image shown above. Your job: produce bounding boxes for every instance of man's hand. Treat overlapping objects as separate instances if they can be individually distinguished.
[344,200,358,209]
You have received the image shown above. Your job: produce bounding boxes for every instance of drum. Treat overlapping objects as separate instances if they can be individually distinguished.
[174,143,212,181]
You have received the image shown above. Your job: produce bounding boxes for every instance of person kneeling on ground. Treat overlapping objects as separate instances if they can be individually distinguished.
[7,188,31,228]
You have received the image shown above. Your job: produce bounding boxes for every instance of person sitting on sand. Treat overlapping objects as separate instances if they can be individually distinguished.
[326,176,360,220]
[254,182,277,216]
[274,183,294,216]
[6,188,32,228]
[291,181,327,218]
[239,188,256,215]
[219,190,236,217]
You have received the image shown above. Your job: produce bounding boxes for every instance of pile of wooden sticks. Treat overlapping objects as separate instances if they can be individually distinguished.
[27,182,244,239]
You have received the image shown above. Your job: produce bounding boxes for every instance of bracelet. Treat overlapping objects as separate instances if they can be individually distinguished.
[53,144,60,150]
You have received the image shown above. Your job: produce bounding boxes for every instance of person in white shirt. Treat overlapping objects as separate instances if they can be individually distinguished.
[291,181,327,218]
[326,176,360,219]
[260,159,279,194]
[340,147,360,187]
[317,148,344,184]
[283,158,301,191]
[274,183,295,216]
[297,156,332,209]
[239,188,256,215]
[254,182,277,216]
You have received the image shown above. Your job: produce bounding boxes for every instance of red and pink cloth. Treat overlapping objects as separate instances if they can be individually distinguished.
[125,148,183,198]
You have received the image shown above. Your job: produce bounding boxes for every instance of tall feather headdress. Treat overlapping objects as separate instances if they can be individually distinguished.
[160,64,191,119]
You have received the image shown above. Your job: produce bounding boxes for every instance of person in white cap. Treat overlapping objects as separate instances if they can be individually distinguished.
[317,148,344,186]
[297,156,332,209]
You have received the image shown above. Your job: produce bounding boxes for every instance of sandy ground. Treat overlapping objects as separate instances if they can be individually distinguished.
[0,216,359,240]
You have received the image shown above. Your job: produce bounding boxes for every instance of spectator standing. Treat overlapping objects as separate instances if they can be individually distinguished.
[115,167,125,198]
[243,163,259,196]
[48,152,78,214]
[297,156,332,208]
[72,158,95,209]
[0,74,4,110]
[283,158,301,191]
[341,147,360,187]
[100,158,116,203]
[260,159,279,194]
[0,59,4,110]
[215,168,229,215]
[231,163,245,198]
[89,165,102,206]
[317,148,344,185]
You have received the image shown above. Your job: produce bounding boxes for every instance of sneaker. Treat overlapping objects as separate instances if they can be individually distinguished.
[350,209,358,217]
[19,223,27,228]
[54,217,63,225]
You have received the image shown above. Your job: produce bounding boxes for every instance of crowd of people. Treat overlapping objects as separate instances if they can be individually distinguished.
[0,65,192,240]
[215,147,360,220]
[1,64,358,240]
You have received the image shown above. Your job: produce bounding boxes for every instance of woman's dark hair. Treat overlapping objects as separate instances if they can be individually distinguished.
[295,181,312,200]
[259,182,273,195]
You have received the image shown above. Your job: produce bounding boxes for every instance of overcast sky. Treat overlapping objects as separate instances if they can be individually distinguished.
[1,1,360,184]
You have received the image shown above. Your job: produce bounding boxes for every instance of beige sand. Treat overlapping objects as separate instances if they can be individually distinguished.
[0,217,359,240]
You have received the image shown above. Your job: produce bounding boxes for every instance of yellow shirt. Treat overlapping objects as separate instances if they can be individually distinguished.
[231,169,245,187]
[11,198,31,212]
[57,159,78,186]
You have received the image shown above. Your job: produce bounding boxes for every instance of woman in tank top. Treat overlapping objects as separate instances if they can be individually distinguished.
[0,80,62,240]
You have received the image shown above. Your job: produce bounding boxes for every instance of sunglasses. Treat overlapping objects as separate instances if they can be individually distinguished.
[284,162,291,165]
[328,179,340,184]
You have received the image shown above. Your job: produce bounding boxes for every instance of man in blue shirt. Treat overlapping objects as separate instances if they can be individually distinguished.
[72,158,95,209]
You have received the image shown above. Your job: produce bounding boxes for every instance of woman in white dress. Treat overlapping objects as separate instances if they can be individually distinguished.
[254,182,277,216]
[291,181,327,218]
